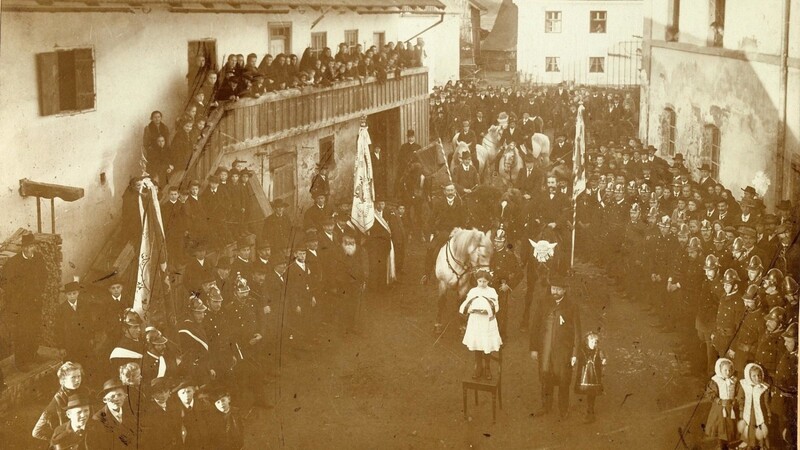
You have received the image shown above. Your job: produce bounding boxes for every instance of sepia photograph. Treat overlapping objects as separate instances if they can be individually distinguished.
[0,0,798,448]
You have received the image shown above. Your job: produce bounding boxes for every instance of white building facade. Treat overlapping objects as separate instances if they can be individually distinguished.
[641,0,800,204]
[516,0,643,86]
[0,0,459,281]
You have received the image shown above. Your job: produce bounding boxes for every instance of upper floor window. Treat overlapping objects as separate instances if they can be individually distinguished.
[545,57,560,72]
[661,107,677,157]
[666,0,680,42]
[37,48,96,116]
[590,11,607,33]
[311,32,327,58]
[708,0,726,47]
[545,11,562,33]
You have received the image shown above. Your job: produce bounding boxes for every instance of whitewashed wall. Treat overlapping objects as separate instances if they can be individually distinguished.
[517,0,643,85]
[0,8,457,282]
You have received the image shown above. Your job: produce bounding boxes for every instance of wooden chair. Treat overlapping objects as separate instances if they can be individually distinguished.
[462,351,502,423]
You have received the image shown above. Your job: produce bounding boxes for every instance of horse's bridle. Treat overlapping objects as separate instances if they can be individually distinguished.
[445,238,490,281]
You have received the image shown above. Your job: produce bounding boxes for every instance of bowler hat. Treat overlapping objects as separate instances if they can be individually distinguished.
[738,226,756,238]
[171,378,197,393]
[305,230,319,243]
[208,175,220,183]
[237,238,251,250]
[215,258,231,269]
[673,153,684,161]
[98,379,125,399]
[21,233,36,247]
[150,377,173,393]
[523,152,535,163]
[272,198,289,208]
[776,199,792,211]
[62,281,82,293]
[549,276,567,289]
[62,393,92,411]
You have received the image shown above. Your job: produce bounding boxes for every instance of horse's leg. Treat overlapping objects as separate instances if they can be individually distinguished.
[435,280,450,332]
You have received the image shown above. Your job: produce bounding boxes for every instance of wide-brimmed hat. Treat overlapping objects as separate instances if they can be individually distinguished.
[98,379,125,399]
[62,393,92,411]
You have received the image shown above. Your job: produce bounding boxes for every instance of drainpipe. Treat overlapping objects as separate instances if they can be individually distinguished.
[775,0,791,200]
[405,13,445,44]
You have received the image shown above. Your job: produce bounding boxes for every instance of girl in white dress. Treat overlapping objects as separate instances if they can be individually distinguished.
[459,269,503,380]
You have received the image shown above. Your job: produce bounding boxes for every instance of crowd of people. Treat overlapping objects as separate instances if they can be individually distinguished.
[2,66,799,448]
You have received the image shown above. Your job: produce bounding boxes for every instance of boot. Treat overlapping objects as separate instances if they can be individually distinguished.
[484,354,492,380]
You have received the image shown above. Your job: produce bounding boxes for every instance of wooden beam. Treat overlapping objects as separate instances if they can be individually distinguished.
[221,92,429,154]
[19,179,84,202]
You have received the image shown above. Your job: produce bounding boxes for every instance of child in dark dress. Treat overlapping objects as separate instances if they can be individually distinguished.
[574,331,607,423]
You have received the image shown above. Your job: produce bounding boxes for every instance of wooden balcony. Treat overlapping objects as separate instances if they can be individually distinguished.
[187,67,429,181]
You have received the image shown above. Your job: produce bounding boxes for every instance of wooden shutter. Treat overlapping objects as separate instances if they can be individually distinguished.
[37,52,60,116]
[73,48,95,110]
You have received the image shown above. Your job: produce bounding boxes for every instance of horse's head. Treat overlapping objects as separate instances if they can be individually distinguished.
[470,229,494,268]
[483,125,501,147]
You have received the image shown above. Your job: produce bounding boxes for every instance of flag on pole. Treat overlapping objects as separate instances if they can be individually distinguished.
[133,177,168,322]
[572,104,587,200]
[351,124,375,234]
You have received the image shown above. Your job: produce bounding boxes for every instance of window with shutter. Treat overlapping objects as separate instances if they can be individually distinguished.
[36,47,95,116]
[319,135,336,170]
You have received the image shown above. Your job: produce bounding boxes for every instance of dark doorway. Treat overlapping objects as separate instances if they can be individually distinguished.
[368,108,401,198]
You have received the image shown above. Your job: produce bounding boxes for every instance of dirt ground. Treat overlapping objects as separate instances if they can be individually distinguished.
[243,245,715,450]
[1,243,720,449]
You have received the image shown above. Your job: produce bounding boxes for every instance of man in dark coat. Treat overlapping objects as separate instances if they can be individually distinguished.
[201,175,230,248]
[330,233,368,333]
[172,379,211,448]
[451,149,480,197]
[183,242,214,296]
[178,297,214,383]
[423,183,467,284]
[370,145,388,201]
[92,379,138,449]
[529,276,581,419]
[0,232,48,369]
[366,200,394,291]
[396,129,422,190]
[139,378,182,450]
[303,194,333,233]
[54,281,96,370]
[285,248,316,347]
[490,229,521,341]
[453,120,479,170]
[223,277,267,407]
[515,153,542,200]
[261,199,292,255]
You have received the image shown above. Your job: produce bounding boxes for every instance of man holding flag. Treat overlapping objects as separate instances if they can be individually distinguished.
[132,176,169,326]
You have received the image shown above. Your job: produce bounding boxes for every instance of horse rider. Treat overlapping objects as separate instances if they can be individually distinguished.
[421,183,467,286]
[451,149,479,198]
[453,119,479,171]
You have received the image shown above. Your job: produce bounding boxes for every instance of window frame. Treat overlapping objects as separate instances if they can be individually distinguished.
[545,57,560,73]
[310,32,327,58]
[545,11,562,33]
[662,107,677,157]
[590,10,607,34]
[36,47,96,117]
[344,30,359,56]
[319,135,336,170]
[589,57,605,73]
[373,32,386,51]
[702,124,721,179]
[268,23,292,55]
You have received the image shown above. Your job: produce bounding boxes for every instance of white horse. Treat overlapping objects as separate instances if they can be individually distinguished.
[496,144,524,189]
[433,228,493,332]
[450,125,503,177]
